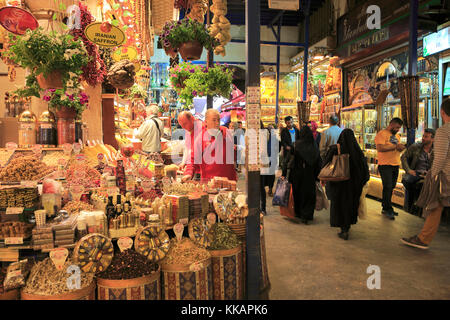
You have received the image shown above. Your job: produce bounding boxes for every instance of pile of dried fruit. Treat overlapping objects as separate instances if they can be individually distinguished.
[23,258,94,296]
[65,163,101,188]
[207,223,240,250]
[98,250,159,280]
[161,238,210,266]
[62,201,94,215]
[0,156,54,182]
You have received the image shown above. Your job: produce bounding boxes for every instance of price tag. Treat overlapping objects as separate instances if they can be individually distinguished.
[70,185,85,201]
[173,222,184,241]
[104,167,114,175]
[97,153,105,161]
[73,143,82,154]
[189,261,203,272]
[6,207,24,215]
[5,237,23,245]
[207,213,216,226]
[6,142,18,151]
[58,158,68,166]
[62,143,73,155]
[32,144,43,156]
[117,237,133,252]
[179,218,189,225]
[75,154,86,162]
[49,248,69,270]
[21,180,38,187]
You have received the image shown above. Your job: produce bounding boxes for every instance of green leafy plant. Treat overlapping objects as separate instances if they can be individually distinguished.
[7,27,89,98]
[159,18,219,52]
[170,63,233,106]
[42,89,89,116]
[123,83,148,100]
[169,62,201,91]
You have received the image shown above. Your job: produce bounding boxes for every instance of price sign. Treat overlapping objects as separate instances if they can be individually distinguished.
[97,153,105,161]
[20,180,38,187]
[207,213,216,226]
[62,143,73,155]
[173,222,184,241]
[73,143,82,154]
[5,237,23,245]
[32,144,43,156]
[179,218,189,225]
[49,248,69,270]
[189,261,203,272]
[75,154,86,162]
[6,207,24,215]
[117,237,133,252]
[6,142,18,151]
[104,167,114,175]
[70,185,85,201]
[246,87,261,104]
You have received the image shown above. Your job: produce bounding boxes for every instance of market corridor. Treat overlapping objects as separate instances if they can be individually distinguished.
[262,193,450,300]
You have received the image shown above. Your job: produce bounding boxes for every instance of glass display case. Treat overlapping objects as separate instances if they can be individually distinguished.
[340,104,377,151]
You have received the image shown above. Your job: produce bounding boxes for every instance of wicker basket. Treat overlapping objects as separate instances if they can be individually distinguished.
[152,0,178,34]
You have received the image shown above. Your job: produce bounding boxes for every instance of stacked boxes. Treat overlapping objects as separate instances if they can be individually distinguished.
[32,225,54,250]
[53,215,77,247]
[166,195,189,224]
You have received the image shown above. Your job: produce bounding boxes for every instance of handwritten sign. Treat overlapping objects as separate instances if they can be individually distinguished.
[173,223,184,241]
[6,142,18,151]
[6,207,24,215]
[117,237,133,252]
[5,237,23,245]
[49,248,69,270]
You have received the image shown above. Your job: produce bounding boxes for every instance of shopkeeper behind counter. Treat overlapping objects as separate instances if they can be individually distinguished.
[135,104,164,153]
[182,109,237,182]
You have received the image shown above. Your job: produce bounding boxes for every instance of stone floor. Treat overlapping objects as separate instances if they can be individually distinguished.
[261,188,450,300]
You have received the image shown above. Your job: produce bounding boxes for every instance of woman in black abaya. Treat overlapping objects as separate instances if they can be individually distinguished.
[282,126,322,224]
[322,129,370,240]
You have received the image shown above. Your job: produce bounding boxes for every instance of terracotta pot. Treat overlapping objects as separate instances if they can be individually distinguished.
[36,71,63,89]
[178,41,203,61]
[164,46,178,58]
[55,105,77,119]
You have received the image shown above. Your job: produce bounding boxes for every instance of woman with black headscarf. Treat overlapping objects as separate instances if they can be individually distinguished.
[322,129,370,240]
[281,126,322,224]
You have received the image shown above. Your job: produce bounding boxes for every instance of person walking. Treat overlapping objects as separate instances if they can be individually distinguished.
[374,117,406,220]
[265,123,277,196]
[319,115,343,159]
[135,104,164,153]
[322,129,370,240]
[280,116,300,171]
[308,120,321,148]
[401,99,450,249]
[281,126,321,224]
[400,128,435,214]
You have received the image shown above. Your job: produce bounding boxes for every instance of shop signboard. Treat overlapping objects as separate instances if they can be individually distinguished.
[268,0,299,11]
[113,46,138,62]
[84,22,126,47]
[423,26,450,57]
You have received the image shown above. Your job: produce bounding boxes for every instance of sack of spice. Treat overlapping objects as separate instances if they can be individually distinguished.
[161,238,211,267]
[207,223,241,251]
[3,259,35,291]
[97,249,159,280]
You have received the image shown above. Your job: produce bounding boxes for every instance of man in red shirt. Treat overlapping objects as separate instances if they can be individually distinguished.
[182,109,237,182]
[177,111,205,171]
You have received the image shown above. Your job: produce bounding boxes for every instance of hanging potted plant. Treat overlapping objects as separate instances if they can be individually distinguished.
[178,63,233,106]
[7,27,89,90]
[123,83,148,101]
[159,18,218,61]
[169,62,201,91]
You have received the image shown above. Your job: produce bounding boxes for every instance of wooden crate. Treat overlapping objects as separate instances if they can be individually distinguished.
[0,248,19,262]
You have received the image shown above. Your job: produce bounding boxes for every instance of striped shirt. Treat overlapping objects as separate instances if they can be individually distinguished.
[431,122,450,177]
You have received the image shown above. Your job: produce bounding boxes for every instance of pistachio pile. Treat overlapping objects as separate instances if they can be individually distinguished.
[207,223,240,250]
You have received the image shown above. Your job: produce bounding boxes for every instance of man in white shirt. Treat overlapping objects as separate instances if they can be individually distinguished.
[136,104,164,153]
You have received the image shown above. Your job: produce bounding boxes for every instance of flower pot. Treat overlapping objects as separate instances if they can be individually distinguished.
[36,71,63,89]
[164,46,178,58]
[178,41,203,61]
[55,106,77,146]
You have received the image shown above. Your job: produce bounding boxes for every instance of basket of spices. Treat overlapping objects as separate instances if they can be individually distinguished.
[97,249,161,300]
[21,257,95,300]
[205,222,243,300]
[160,237,213,300]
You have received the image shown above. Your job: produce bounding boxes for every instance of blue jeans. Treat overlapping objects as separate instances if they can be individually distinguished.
[378,165,399,212]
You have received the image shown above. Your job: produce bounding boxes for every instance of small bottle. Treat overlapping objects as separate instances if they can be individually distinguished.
[106,196,115,229]
[115,195,122,218]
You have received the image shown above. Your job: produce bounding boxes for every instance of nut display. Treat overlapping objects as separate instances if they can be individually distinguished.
[0,186,39,208]
[0,221,33,239]
[0,155,54,182]
[134,226,170,263]
[161,237,210,266]
[23,257,94,296]
[73,234,114,273]
[65,163,101,188]
[98,249,159,280]
[0,149,14,167]
[62,201,94,215]
[41,151,70,167]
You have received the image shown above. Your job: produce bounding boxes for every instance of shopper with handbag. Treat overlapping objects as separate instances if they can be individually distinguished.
[402,98,450,249]
[281,126,322,224]
[322,129,370,240]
